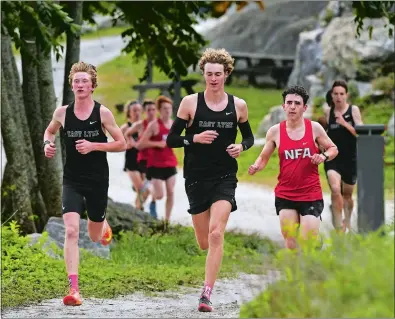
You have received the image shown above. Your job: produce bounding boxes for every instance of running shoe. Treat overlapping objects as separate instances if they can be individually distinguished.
[63,288,82,306]
[100,222,113,246]
[198,294,212,312]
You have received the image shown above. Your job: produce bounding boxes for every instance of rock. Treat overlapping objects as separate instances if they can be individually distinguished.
[44,217,111,259]
[257,105,285,136]
[321,16,395,83]
[27,233,61,259]
[287,28,324,92]
[202,1,328,57]
[106,197,157,235]
[306,74,326,115]
[388,112,394,137]
[349,80,373,98]
[30,198,157,260]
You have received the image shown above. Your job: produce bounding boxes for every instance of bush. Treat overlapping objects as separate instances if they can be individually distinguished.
[372,73,395,96]
[240,229,395,318]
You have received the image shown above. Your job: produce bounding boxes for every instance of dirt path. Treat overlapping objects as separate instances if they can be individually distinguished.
[1,272,279,318]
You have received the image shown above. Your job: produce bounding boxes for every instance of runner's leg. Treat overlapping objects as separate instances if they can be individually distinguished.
[279,209,300,249]
[326,170,344,231]
[164,174,176,222]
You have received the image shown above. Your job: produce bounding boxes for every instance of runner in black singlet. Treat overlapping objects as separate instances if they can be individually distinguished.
[43,62,126,306]
[166,48,254,312]
[323,80,363,232]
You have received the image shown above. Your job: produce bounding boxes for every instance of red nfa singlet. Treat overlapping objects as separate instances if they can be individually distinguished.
[137,119,151,163]
[274,118,322,201]
[147,118,177,168]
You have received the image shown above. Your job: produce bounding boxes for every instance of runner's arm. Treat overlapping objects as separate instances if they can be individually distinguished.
[43,106,65,144]
[252,126,277,171]
[136,121,165,149]
[92,106,126,152]
[351,105,363,126]
[237,99,254,151]
[313,122,338,161]
[125,121,142,137]
[166,96,195,148]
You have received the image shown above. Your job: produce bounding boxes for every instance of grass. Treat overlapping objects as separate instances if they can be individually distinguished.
[95,55,394,198]
[1,221,277,309]
[240,227,395,318]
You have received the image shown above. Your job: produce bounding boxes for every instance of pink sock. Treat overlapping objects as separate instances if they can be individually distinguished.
[68,274,79,291]
[202,283,213,299]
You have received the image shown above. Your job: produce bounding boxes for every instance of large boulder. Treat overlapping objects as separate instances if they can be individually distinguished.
[288,1,394,101]
[44,217,111,259]
[257,105,285,137]
[321,16,395,86]
[202,1,328,57]
[30,198,156,259]
[287,28,325,94]
[106,197,157,235]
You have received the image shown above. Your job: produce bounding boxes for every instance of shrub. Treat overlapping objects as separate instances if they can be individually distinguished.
[240,229,395,318]
[372,73,395,96]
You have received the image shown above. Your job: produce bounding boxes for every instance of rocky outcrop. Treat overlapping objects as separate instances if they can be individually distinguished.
[287,28,324,94]
[288,1,394,103]
[28,198,156,259]
[256,105,285,137]
[44,217,111,259]
[202,1,328,57]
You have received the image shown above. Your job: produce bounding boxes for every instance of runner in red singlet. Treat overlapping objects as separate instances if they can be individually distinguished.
[137,95,177,222]
[125,100,157,212]
[248,86,338,249]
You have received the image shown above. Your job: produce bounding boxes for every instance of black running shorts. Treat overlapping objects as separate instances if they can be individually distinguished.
[324,158,357,185]
[185,173,238,215]
[275,196,324,219]
[137,159,148,174]
[62,181,109,222]
[124,149,144,173]
[147,166,177,181]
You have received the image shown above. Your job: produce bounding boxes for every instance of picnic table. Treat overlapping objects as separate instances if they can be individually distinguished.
[131,60,199,111]
[227,51,295,88]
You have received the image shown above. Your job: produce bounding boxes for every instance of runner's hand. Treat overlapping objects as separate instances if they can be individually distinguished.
[226,144,243,158]
[311,153,326,165]
[76,139,94,154]
[44,143,56,158]
[248,163,260,175]
[193,130,218,144]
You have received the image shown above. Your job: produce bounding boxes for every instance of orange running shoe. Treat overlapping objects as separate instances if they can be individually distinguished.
[63,288,82,306]
[100,221,113,246]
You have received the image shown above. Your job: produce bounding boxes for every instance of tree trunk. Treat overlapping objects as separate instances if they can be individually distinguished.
[1,70,37,234]
[62,1,83,105]
[1,30,47,231]
[37,43,63,219]
[20,27,50,227]
[60,1,83,165]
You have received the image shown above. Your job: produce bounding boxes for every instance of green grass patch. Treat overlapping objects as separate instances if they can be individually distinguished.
[1,221,277,309]
[240,229,395,318]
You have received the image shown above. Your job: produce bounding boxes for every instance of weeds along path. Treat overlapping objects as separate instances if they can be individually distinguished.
[2,273,280,318]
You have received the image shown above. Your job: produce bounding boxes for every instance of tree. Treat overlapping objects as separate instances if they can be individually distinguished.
[1,1,78,233]
[353,1,395,39]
